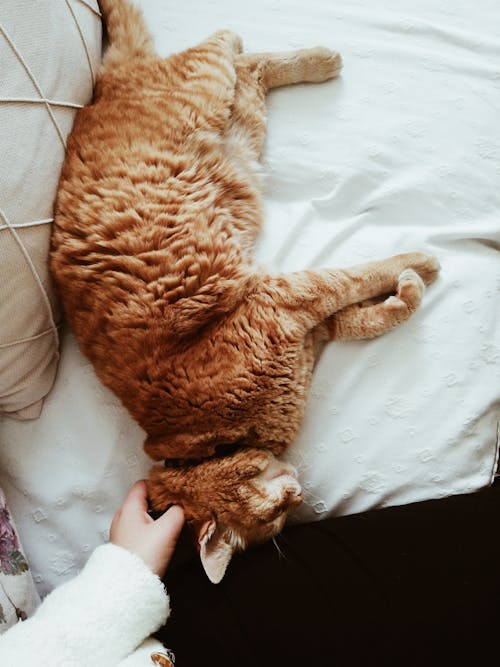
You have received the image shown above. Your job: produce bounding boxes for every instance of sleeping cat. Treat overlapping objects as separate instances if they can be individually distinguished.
[51,0,440,582]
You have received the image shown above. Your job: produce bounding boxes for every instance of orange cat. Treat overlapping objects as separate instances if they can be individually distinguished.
[51,0,439,582]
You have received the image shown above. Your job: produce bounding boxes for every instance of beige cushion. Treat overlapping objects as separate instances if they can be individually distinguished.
[0,0,102,419]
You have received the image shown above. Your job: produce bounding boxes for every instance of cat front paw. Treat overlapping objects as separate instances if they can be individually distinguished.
[297,47,342,83]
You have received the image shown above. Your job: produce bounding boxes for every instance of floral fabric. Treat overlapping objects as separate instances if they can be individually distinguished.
[0,488,39,632]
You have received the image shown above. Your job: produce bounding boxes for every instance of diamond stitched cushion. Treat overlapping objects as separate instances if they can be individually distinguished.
[0,0,101,418]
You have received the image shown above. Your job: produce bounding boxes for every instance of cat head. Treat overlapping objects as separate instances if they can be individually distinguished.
[146,447,302,583]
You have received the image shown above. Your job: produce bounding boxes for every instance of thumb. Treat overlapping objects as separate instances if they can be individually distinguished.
[120,480,149,518]
[152,504,185,546]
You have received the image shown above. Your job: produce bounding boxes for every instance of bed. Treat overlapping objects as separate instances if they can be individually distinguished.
[0,0,499,599]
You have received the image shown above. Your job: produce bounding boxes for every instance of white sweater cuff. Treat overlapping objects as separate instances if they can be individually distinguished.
[0,543,170,666]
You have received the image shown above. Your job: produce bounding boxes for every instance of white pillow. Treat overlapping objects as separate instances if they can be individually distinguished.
[0,0,101,418]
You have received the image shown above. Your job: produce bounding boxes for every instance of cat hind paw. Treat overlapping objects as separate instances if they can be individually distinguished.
[385,269,425,313]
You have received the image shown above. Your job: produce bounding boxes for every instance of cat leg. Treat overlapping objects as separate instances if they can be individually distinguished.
[226,57,269,160]
[263,252,440,333]
[324,269,425,340]
[242,47,342,92]
[219,48,340,255]
[226,46,341,160]
[219,57,272,252]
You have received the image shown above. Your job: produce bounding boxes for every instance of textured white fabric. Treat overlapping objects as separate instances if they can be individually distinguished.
[0,0,101,418]
[0,543,170,666]
[0,0,499,596]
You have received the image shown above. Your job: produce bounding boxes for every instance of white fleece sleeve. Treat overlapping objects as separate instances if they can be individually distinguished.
[0,543,170,667]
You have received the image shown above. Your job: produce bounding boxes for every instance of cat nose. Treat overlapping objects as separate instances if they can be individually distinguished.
[290,486,303,505]
[282,477,303,505]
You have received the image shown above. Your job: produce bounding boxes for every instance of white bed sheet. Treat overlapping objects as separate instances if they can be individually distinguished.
[1,0,499,597]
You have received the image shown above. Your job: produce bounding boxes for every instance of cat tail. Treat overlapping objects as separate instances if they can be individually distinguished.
[98,0,155,66]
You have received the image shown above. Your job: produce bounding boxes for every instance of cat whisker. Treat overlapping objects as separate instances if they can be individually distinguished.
[294,460,314,476]
[272,536,287,560]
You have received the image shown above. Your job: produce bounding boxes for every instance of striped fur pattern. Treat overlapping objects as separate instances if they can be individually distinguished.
[51,0,439,582]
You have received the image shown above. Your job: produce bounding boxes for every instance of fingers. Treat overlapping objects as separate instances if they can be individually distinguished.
[121,479,149,515]
[154,504,185,542]
[110,480,185,577]
[150,505,185,575]
[118,480,185,537]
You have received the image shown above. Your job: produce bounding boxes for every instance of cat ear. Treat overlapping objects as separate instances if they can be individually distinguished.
[198,520,235,584]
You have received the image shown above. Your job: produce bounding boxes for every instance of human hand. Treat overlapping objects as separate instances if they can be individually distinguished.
[110,480,184,579]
